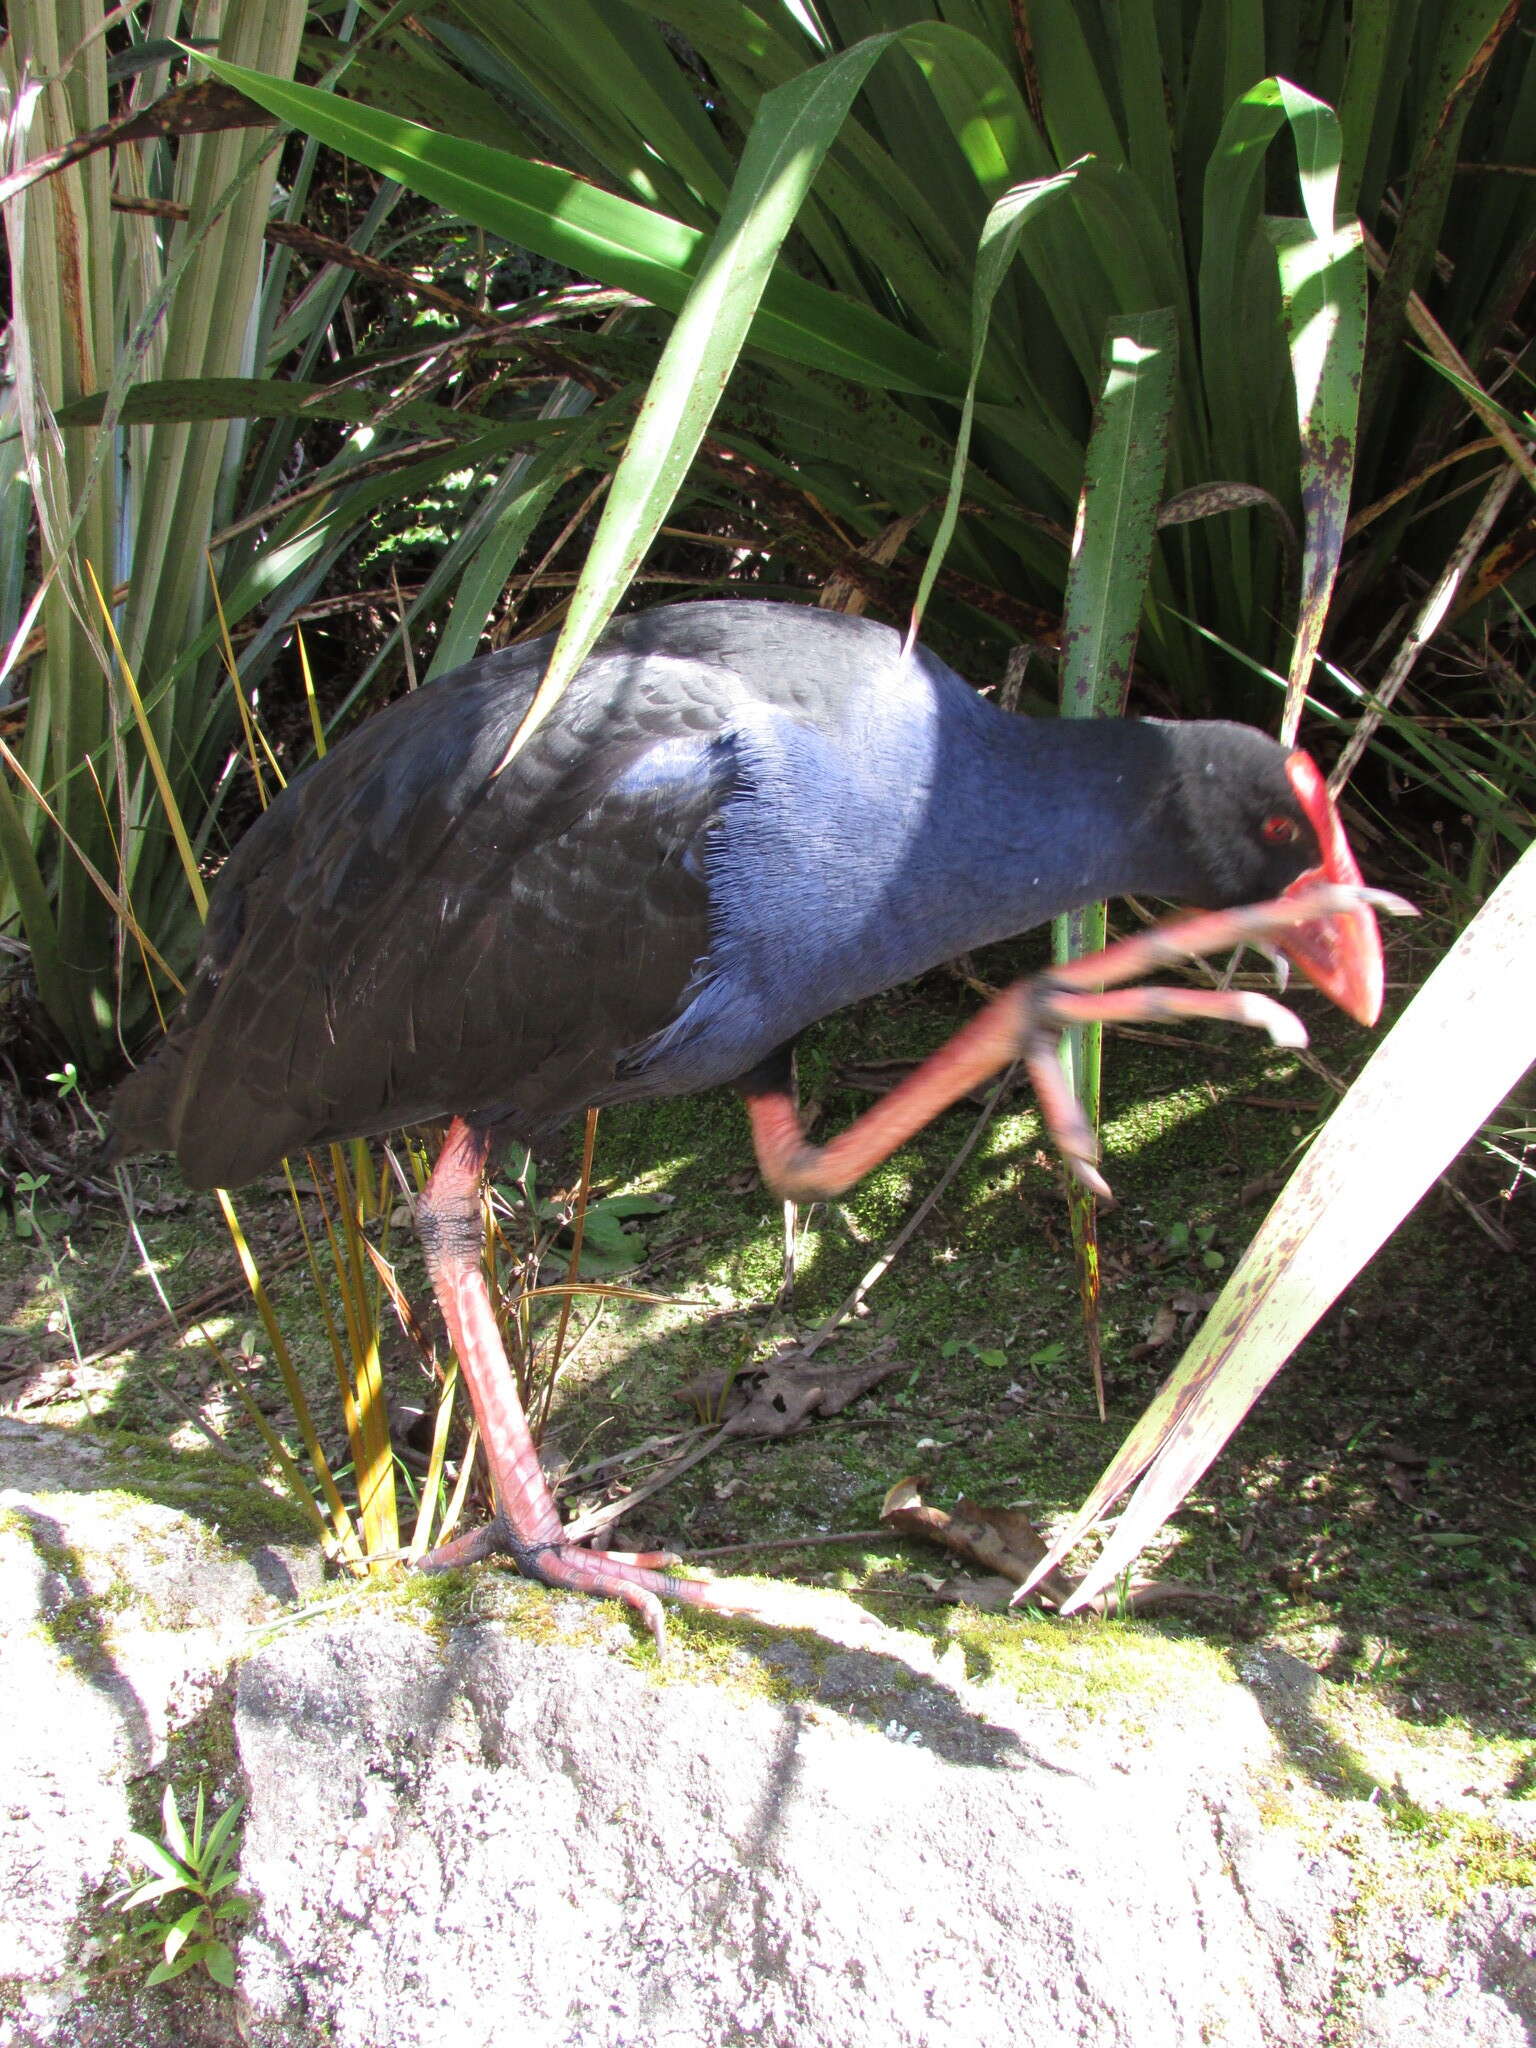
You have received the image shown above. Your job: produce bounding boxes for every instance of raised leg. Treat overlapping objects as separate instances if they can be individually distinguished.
[744,884,1386,1205]
[414,1118,778,1648]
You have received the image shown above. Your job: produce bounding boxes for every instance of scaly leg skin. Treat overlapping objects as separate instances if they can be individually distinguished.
[414,1119,802,1653]
[744,884,1387,1207]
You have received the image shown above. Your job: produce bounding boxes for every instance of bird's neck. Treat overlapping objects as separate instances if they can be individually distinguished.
[709,683,1204,1032]
[946,709,1201,944]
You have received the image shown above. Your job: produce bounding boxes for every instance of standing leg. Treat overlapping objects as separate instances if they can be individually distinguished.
[414,1118,754,1648]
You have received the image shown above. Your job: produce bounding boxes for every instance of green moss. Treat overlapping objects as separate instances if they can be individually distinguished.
[1320,1800,1536,2043]
[91,1439,316,1548]
[927,1606,1239,1730]
[1383,1804,1536,1898]
[2,1504,131,1661]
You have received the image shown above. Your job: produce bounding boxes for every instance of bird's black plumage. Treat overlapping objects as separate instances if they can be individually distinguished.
[111,601,1339,1190]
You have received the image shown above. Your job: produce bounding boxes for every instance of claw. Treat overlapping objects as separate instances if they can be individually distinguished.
[1259,948,1291,997]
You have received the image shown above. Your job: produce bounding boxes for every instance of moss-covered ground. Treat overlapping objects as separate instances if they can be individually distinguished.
[3,950,1531,1848]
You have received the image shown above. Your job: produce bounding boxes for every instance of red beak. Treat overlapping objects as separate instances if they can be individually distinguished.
[1275,752,1384,1026]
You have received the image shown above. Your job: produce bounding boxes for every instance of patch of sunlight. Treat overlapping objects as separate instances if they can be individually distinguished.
[1100,1083,1214,1154]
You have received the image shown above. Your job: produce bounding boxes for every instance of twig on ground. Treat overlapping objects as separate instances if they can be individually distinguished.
[559,1423,736,1544]
[680,1527,894,1561]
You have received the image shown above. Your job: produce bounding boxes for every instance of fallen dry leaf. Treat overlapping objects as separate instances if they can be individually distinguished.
[881,1476,1074,1605]
[1129,1304,1179,1361]
[1382,1463,1421,1506]
[881,1477,1223,1617]
[930,1573,1020,1612]
[681,1341,904,1440]
[1372,1438,1430,1468]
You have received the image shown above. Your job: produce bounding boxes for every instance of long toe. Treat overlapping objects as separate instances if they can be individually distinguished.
[415,1520,833,1649]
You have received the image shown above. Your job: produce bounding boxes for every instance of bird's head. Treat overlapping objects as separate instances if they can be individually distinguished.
[1173,726,1384,1026]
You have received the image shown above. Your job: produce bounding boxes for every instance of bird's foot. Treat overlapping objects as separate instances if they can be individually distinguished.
[416,1515,794,1659]
[747,883,1414,1208]
[1008,884,1413,1198]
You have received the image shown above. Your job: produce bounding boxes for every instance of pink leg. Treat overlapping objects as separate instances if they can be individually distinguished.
[414,1119,772,1650]
[745,886,1362,1205]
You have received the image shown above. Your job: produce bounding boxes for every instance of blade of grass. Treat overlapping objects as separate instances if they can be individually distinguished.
[406,1358,461,1563]
[306,1146,398,1564]
[1264,76,1367,744]
[195,1324,338,1553]
[909,166,1082,631]
[87,565,207,920]
[338,1140,400,1557]
[215,1188,365,1568]
[500,23,1033,764]
[1333,457,1523,789]
[190,55,962,399]
[1051,309,1179,1417]
[0,732,185,990]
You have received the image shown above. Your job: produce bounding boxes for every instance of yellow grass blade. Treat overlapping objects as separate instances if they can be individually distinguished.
[0,733,185,991]
[208,555,284,804]
[407,1359,461,1563]
[215,1188,365,1568]
[297,626,327,759]
[86,562,208,921]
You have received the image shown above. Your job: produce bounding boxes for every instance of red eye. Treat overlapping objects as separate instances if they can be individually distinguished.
[1263,814,1301,847]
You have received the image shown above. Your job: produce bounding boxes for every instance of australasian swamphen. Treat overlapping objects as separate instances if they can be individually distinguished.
[110,600,1388,1643]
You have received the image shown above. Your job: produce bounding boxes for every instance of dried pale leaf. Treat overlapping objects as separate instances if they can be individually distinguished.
[883,1479,1214,1617]
[1129,1304,1179,1359]
[682,1344,903,1440]
[1079,1579,1223,1617]
[930,1574,1020,1612]
[1382,1464,1421,1507]
[881,1478,1074,1603]
[1168,1291,1216,1316]
[1373,1439,1429,1467]
[882,1477,926,1517]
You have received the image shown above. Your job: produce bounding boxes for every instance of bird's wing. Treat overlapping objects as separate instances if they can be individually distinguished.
[134,648,738,1187]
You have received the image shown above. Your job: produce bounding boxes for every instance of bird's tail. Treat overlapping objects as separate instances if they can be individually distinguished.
[101,1039,189,1165]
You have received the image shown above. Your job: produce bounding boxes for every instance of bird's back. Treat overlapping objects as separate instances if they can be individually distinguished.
[110,604,916,1187]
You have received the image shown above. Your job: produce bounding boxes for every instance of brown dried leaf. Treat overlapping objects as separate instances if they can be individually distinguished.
[681,1341,903,1440]
[881,1478,1225,1617]
[1169,1290,1218,1316]
[1373,1438,1430,1467]
[1129,1304,1180,1361]
[1383,1463,1421,1506]
[930,1574,1020,1612]
[881,1477,1073,1605]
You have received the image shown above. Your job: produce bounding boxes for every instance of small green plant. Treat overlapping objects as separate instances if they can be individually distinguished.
[493,1147,672,1279]
[47,1060,107,1141]
[1163,1220,1226,1271]
[938,1337,1068,1375]
[109,1783,249,1989]
[11,1168,53,1241]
